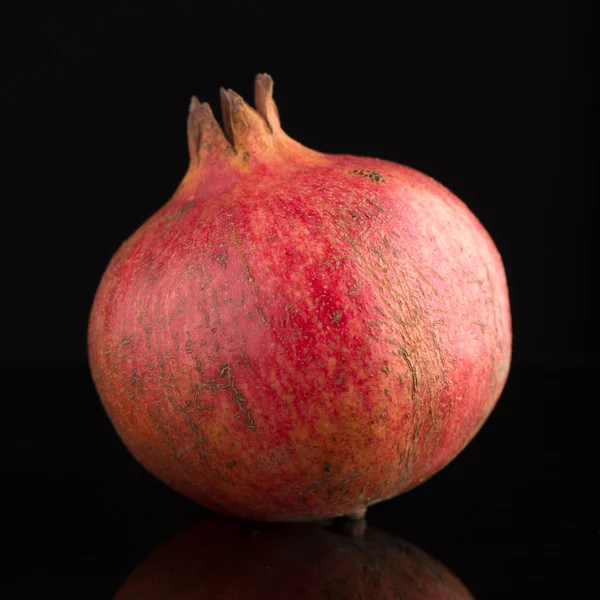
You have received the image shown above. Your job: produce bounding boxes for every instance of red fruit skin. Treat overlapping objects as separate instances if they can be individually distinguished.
[114,518,475,600]
[88,76,511,521]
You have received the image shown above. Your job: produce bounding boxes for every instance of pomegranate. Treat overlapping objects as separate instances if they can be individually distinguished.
[114,517,474,599]
[88,74,511,521]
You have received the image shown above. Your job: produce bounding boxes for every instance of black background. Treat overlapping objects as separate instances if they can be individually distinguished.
[2,3,595,598]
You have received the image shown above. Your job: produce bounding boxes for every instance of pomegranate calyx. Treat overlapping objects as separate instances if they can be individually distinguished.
[186,74,322,174]
[254,73,281,134]
[219,86,274,155]
[186,97,231,168]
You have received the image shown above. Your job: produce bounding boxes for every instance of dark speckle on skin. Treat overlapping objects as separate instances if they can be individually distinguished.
[349,169,385,184]
[213,251,227,268]
[165,200,196,221]
[324,463,332,472]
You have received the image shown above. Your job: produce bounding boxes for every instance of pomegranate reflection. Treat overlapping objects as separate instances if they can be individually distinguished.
[115,517,474,599]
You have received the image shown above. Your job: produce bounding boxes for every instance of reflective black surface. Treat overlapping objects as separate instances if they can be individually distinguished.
[4,366,587,598]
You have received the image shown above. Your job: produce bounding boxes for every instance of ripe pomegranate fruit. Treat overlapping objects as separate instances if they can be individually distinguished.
[88,74,511,521]
[114,517,474,599]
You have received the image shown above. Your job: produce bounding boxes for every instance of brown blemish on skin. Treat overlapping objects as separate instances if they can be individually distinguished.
[332,311,342,323]
[349,169,385,184]
[228,218,255,285]
[373,247,387,267]
[359,221,372,237]
[165,200,196,221]
[366,197,385,212]
[257,306,269,326]
[473,320,486,332]
[197,377,229,392]
[242,260,254,284]
[431,330,451,386]
[213,251,228,268]
[218,363,256,431]
[397,347,419,399]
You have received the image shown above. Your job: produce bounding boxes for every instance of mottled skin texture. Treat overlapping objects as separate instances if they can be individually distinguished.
[115,518,474,600]
[88,75,511,521]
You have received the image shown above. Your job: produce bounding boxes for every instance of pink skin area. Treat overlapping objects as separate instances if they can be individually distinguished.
[88,76,511,521]
[114,518,475,600]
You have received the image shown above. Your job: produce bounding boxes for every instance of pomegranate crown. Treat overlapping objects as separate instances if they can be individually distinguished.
[186,73,315,170]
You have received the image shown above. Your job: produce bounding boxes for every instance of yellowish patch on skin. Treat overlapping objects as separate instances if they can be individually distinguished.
[325,356,338,377]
